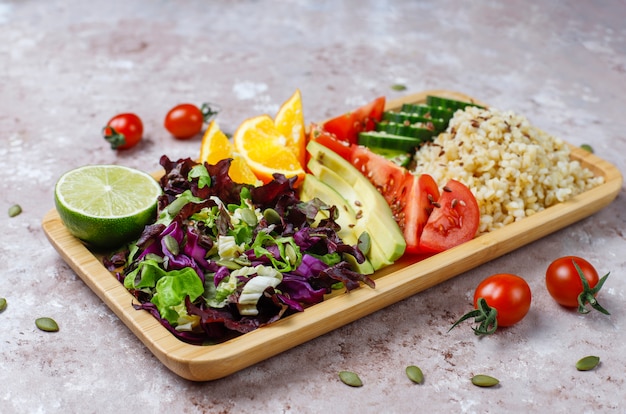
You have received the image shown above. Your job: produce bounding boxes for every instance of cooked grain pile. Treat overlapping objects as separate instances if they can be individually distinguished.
[413,106,603,234]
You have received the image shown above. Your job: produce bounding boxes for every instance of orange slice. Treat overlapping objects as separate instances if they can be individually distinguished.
[233,115,306,185]
[274,88,306,167]
[199,121,259,185]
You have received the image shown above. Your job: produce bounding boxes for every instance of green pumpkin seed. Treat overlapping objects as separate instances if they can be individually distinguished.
[163,234,180,255]
[8,204,22,217]
[405,365,424,384]
[471,374,499,387]
[391,84,407,91]
[263,208,281,225]
[580,144,594,153]
[576,355,600,371]
[339,370,363,387]
[35,317,59,332]
[357,232,371,255]
[285,243,298,266]
[240,208,258,227]
[0,297,7,312]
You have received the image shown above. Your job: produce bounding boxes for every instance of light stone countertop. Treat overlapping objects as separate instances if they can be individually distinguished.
[1,1,625,413]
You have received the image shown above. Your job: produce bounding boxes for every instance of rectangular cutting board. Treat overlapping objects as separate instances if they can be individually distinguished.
[42,90,623,381]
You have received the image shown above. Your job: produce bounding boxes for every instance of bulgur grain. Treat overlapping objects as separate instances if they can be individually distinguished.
[413,106,603,234]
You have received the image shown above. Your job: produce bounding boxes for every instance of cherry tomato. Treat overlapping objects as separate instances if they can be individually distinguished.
[164,103,205,140]
[418,179,480,253]
[103,113,143,150]
[545,256,610,314]
[450,273,531,335]
[322,96,385,145]
[474,274,531,327]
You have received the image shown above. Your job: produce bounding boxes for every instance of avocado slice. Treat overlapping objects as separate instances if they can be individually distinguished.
[306,140,406,269]
[300,174,375,275]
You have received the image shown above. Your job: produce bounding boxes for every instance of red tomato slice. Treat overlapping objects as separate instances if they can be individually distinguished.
[309,123,354,161]
[418,179,480,253]
[322,96,385,145]
[348,145,437,253]
[403,174,440,254]
[352,95,385,132]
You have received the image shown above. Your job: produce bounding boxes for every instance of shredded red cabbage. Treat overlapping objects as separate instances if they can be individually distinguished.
[106,156,373,345]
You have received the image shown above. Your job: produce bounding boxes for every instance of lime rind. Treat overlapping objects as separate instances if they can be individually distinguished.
[55,165,161,219]
[54,164,162,250]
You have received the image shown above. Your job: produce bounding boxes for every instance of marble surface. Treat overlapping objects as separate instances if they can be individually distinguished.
[1,0,625,412]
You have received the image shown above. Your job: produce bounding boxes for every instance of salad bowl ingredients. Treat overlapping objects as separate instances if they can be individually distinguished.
[107,156,373,344]
[274,89,307,167]
[198,120,259,185]
[234,115,306,185]
[412,106,603,234]
[305,140,406,270]
[54,164,162,250]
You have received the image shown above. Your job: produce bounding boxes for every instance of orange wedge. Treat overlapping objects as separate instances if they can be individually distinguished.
[233,115,306,185]
[274,88,306,167]
[199,121,259,185]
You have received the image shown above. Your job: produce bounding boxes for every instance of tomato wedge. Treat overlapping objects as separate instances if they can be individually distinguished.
[348,145,439,253]
[402,174,440,254]
[322,96,385,145]
[418,179,480,253]
[309,123,353,161]
[312,127,480,256]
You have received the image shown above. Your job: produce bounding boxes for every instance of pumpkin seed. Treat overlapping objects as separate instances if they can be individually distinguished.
[163,234,180,255]
[357,232,371,255]
[285,243,298,266]
[576,355,600,371]
[471,374,499,387]
[580,144,594,153]
[240,208,258,227]
[339,370,363,387]
[391,84,407,91]
[405,365,424,384]
[8,204,22,217]
[35,317,59,332]
[263,208,281,225]
[0,297,7,312]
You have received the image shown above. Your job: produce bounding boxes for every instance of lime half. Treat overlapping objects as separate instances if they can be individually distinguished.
[54,164,162,250]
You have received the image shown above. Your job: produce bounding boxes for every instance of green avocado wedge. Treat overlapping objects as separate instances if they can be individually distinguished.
[305,140,406,270]
[299,174,375,275]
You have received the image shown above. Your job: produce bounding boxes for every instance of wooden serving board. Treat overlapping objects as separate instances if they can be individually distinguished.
[42,90,622,381]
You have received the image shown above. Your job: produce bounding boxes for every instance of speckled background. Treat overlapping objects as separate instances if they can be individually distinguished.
[1,1,625,413]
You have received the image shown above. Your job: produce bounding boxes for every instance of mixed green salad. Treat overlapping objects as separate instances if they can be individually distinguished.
[105,156,373,345]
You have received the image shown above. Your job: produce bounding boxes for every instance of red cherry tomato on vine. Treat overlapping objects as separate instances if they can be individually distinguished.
[450,273,531,335]
[545,256,610,314]
[103,113,143,150]
[164,103,205,140]
[474,274,532,327]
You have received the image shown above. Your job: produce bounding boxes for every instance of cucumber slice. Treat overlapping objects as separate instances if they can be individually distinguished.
[358,131,423,152]
[375,122,435,140]
[366,145,408,158]
[400,103,454,121]
[382,112,447,132]
[426,95,484,111]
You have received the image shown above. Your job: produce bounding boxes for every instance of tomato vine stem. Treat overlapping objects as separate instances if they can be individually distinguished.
[449,298,498,335]
[574,260,610,315]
